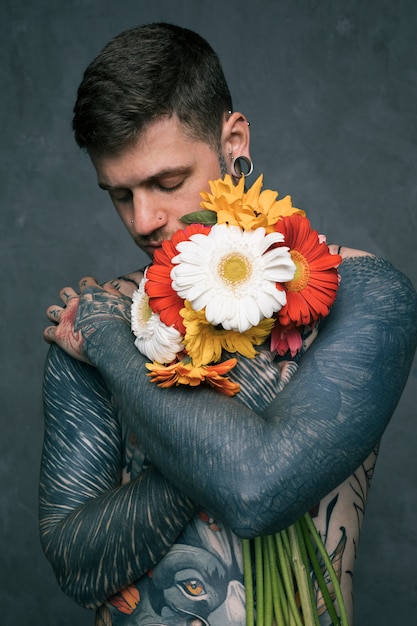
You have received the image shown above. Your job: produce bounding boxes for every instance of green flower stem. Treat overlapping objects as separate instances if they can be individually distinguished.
[274,533,291,625]
[255,536,264,626]
[265,535,281,616]
[298,516,340,625]
[279,527,292,560]
[287,523,319,626]
[243,513,349,626]
[293,521,321,626]
[242,539,255,626]
[262,536,273,626]
[302,514,349,626]
[275,532,304,626]
[266,535,286,626]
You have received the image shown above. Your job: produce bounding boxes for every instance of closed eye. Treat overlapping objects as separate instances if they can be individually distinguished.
[153,177,185,193]
[109,190,132,203]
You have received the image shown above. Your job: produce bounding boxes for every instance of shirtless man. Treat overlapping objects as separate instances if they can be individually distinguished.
[40,23,417,625]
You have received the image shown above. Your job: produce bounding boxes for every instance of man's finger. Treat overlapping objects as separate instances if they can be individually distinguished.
[59,286,79,304]
[101,282,124,296]
[46,306,62,322]
[79,276,100,291]
[43,325,56,343]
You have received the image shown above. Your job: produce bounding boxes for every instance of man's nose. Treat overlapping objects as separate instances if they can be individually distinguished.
[131,193,167,236]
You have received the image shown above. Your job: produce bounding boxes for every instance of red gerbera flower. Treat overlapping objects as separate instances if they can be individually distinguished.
[270,326,303,357]
[145,224,212,335]
[274,214,341,328]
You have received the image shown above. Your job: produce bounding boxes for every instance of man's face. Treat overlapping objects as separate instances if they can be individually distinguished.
[91,116,226,258]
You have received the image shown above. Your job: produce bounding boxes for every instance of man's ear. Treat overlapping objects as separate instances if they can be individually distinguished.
[221,111,251,175]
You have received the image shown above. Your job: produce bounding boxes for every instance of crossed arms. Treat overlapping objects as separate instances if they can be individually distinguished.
[39,256,417,608]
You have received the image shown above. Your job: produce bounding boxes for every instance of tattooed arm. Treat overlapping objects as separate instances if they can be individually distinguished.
[44,257,417,538]
[39,274,196,609]
[40,271,292,608]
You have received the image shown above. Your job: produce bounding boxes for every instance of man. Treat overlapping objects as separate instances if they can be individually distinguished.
[40,23,417,625]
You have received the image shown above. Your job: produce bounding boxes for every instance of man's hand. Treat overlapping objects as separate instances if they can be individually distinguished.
[44,276,132,363]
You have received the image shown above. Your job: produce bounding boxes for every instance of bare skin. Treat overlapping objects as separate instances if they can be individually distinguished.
[90,113,251,259]
[40,117,417,624]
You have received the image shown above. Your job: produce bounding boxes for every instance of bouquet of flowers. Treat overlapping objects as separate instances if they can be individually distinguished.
[131,174,348,625]
[131,174,340,395]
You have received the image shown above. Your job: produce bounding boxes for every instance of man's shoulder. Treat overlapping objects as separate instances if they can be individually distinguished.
[334,253,417,329]
[338,252,414,289]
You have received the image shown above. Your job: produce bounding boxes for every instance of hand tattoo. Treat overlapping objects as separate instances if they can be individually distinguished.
[45,277,133,363]
[74,286,132,339]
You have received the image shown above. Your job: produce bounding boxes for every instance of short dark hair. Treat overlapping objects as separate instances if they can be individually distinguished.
[72,23,233,154]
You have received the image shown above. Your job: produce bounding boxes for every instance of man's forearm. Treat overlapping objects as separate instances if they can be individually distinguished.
[81,257,417,536]
[40,345,195,607]
[40,465,195,608]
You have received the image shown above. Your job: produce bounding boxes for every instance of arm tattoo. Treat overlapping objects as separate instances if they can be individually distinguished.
[84,257,417,536]
[40,257,417,610]
[40,344,195,608]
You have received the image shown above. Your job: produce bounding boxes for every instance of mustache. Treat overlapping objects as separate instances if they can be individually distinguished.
[133,227,177,248]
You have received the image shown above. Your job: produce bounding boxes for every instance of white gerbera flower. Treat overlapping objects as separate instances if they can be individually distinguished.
[170,224,296,333]
[131,277,184,363]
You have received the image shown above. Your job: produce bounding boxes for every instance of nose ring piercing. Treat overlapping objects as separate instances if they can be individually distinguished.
[131,219,134,224]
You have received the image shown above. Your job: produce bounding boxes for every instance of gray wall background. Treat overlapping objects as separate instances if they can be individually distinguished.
[2,0,416,624]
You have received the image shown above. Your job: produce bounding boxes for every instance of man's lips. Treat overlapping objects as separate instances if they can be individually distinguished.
[139,241,164,256]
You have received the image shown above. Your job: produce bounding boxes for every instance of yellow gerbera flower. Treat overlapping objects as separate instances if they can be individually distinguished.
[181,300,275,367]
[200,174,305,233]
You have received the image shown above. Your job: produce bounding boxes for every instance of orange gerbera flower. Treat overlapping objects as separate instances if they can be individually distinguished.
[274,214,341,328]
[146,357,240,396]
[145,224,211,335]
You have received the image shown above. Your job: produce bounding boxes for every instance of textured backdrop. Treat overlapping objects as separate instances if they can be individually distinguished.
[2,0,416,624]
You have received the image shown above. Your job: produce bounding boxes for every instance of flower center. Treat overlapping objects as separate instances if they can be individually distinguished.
[218,252,252,287]
[285,250,310,292]
[140,296,153,324]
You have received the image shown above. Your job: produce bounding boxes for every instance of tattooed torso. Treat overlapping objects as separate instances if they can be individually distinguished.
[91,268,374,626]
